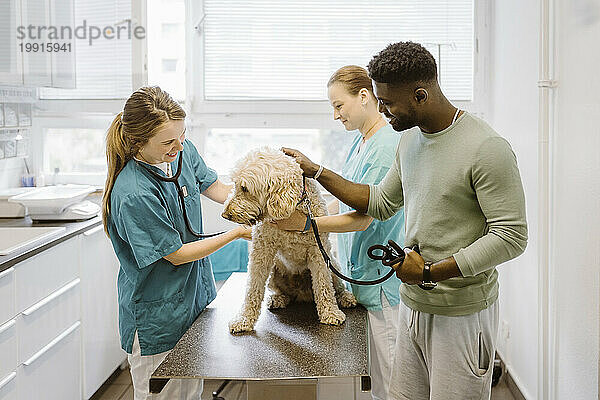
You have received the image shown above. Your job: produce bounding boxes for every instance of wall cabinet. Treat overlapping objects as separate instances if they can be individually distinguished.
[49,0,76,88]
[0,0,75,88]
[0,0,24,86]
[21,0,53,87]
[0,224,125,400]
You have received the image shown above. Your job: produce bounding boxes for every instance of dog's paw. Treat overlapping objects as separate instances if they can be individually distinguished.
[267,294,290,309]
[336,290,358,308]
[229,315,256,334]
[319,309,346,326]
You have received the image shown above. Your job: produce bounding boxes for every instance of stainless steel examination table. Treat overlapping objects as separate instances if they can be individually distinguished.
[149,272,370,398]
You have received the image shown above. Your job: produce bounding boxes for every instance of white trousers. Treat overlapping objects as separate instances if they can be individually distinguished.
[128,332,203,400]
[367,291,400,400]
[389,300,499,400]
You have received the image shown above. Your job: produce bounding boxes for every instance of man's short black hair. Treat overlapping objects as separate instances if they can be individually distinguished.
[368,41,438,85]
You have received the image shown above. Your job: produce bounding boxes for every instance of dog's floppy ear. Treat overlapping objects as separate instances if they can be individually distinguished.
[266,175,302,220]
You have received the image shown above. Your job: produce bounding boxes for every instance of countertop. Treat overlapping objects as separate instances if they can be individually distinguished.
[150,272,369,392]
[0,192,103,272]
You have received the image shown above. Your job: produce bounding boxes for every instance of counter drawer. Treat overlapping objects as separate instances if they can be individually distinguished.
[0,319,17,381]
[18,278,80,365]
[0,268,15,326]
[15,237,79,312]
[0,371,17,400]
[18,322,81,400]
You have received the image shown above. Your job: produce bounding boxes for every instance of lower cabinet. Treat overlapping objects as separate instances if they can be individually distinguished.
[0,318,17,400]
[17,322,81,400]
[80,225,126,399]
[0,371,17,400]
[18,278,80,365]
[0,224,125,399]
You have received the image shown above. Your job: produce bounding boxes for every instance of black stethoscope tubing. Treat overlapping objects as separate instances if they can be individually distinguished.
[299,176,395,285]
[300,176,428,287]
[137,150,225,239]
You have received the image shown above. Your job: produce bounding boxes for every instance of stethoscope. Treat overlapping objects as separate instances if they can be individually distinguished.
[297,176,406,286]
[300,109,462,287]
[300,176,434,289]
[137,150,224,239]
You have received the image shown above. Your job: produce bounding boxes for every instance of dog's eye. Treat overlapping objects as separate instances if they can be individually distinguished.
[241,185,248,193]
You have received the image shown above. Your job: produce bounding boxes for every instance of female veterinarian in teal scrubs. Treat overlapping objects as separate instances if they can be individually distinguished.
[102,86,251,400]
[276,66,405,400]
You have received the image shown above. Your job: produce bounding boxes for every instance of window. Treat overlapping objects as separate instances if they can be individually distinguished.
[40,0,133,99]
[203,128,351,177]
[147,0,186,100]
[201,0,474,101]
[43,128,106,175]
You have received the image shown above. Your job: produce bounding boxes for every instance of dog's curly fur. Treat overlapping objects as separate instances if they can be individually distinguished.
[222,147,357,334]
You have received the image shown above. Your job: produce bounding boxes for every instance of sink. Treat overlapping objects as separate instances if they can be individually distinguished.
[0,227,67,256]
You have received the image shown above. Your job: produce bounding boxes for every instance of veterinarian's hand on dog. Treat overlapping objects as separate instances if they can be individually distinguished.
[281,147,319,177]
[271,210,306,231]
[235,225,253,241]
[392,247,425,285]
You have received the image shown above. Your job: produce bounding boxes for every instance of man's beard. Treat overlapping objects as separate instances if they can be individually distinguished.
[388,115,416,132]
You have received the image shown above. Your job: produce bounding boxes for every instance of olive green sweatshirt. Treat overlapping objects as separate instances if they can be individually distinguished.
[367,112,528,316]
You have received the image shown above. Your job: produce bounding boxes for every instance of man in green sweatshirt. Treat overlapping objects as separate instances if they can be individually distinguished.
[283,41,527,400]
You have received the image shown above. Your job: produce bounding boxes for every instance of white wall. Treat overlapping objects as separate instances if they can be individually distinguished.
[491,0,600,399]
[552,0,600,398]
[489,0,540,398]
[0,158,25,189]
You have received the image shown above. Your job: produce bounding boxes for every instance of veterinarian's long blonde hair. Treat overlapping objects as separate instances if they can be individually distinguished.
[327,65,375,97]
[102,86,186,235]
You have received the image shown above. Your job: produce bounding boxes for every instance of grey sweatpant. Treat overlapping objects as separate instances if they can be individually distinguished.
[388,300,499,400]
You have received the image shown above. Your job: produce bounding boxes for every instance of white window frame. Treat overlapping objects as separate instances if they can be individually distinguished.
[33,115,114,186]
[187,0,491,129]
[35,0,147,110]
[33,0,491,184]
[32,0,147,182]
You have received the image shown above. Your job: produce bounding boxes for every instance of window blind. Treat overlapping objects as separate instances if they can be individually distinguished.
[40,0,132,99]
[203,0,473,101]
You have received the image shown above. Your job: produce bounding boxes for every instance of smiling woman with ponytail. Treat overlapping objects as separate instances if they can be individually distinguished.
[102,86,251,400]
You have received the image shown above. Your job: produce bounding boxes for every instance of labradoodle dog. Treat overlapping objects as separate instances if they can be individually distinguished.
[222,147,357,334]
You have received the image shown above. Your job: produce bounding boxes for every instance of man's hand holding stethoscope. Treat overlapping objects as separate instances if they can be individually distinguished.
[392,247,425,285]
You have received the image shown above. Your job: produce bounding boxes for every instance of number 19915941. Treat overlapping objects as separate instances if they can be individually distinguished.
[19,42,72,52]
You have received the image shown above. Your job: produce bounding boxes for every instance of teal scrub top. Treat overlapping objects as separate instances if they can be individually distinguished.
[106,139,218,356]
[338,124,405,311]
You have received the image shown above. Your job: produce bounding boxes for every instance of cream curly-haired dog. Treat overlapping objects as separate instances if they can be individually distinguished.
[222,147,357,334]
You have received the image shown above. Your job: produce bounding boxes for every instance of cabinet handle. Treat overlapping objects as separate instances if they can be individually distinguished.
[22,278,80,316]
[83,225,104,236]
[23,321,80,366]
[0,319,16,335]
[0,267,14,280]
[0,371,16,391]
